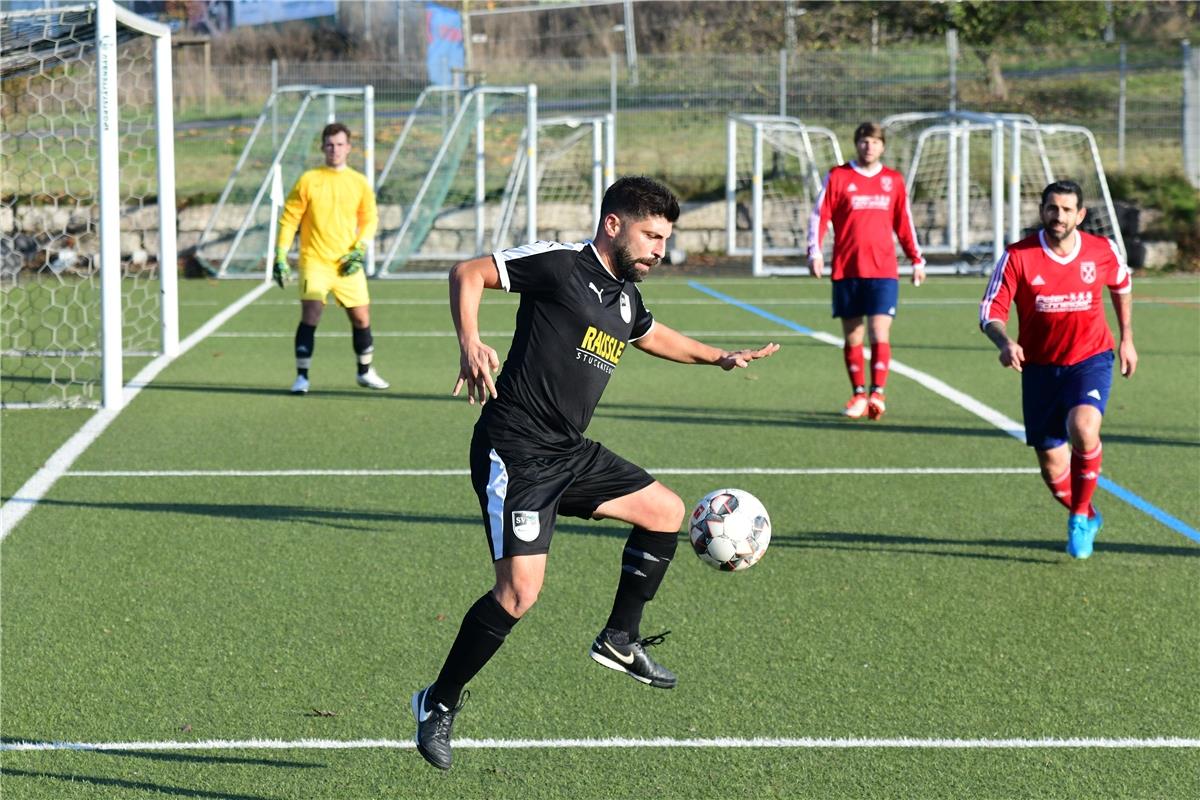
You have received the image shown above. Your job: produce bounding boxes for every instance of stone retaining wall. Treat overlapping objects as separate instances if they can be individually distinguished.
[1,200,1183,271]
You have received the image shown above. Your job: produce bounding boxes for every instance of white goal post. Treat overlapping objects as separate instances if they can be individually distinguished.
[1,0,177,410]
[883,111,1125,269]
[725,114,844,277]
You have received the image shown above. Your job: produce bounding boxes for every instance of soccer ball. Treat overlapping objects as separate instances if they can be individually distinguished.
[688,488,771,571]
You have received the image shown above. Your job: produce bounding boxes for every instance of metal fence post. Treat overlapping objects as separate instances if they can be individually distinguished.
[779,49,787,118]
[271,58,278,147]
[1184,40,1200,189]
[947,29,958,113]
[1118,43,1126,170]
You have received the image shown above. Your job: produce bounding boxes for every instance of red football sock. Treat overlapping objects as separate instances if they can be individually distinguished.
[1043,467,1072,511]
[843,344,865,393]
[870,342,891,392]
[1070,444,1102,517]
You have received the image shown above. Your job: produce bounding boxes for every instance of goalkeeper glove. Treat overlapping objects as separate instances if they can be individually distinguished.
[338,241,366,276]
[273,247,291,289]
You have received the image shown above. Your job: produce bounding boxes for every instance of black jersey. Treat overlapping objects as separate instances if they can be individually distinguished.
[480,241,654,455]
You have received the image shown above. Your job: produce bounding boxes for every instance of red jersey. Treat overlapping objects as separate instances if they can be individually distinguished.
[807,161,925,280]
[980,229,1132,366]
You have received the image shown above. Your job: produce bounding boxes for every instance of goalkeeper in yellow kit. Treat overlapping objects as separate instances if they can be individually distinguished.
[274,121,388,393]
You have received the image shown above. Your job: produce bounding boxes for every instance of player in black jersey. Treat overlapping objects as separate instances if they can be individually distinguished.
[411,176,779,770]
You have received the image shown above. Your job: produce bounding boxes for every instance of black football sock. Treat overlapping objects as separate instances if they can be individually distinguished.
[433,592,519,708]
[605,526,678,640]
[294,323,316,377]
[352,325,373,375]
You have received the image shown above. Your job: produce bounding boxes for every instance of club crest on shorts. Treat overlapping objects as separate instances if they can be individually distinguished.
[512,510,540,542]
[619,292,631,323]
[1080,260,1096,284]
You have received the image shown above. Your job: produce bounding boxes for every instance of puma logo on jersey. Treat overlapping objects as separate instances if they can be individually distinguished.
[587,282,604,303]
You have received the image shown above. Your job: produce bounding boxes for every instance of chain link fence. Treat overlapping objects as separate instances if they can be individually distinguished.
[173,40,1194,196]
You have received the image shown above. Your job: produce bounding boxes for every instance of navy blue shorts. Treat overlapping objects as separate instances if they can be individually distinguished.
[831,278,899,318]
[1021,350,1114,450]
[470,424,655,560]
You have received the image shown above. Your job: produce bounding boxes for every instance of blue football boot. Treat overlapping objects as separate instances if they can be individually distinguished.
[1066,513,1095,559]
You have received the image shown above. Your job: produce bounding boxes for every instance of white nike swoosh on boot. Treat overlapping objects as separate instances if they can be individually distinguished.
[604,640,636,665]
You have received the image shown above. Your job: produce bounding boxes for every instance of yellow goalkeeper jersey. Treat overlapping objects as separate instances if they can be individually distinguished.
[277,166,378,271]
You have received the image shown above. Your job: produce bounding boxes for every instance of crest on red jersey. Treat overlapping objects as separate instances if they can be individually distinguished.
[881,176,893,193]
[1080,260,1096,284]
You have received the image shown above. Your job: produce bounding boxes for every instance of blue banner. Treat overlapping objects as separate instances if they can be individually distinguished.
[232,1,336,28]
[425,2,464,86]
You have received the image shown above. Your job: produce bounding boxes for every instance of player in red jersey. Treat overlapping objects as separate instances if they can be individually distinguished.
[808,121,926,420]
[980,180,1137,559]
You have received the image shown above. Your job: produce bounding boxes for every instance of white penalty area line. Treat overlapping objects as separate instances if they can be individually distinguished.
[3,736,1197,753]
[62,467,1042,478]
[0,282,275,543]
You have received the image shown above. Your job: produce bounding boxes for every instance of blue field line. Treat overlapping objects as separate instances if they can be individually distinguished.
[1097,477,1200,543]
[687,282,817,335]
[687,280,1200,544]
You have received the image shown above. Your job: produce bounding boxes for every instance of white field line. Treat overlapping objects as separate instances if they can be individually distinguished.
[0,282,274,542]
[239,296,1197,307]
[64,467,1041,478]
[2,736,1197,753]
[248,297,986,307]
[208,329,817,338]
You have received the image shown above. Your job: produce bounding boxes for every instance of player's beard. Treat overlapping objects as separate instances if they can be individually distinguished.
[613,240,660,283]
[1042,218,1076,244]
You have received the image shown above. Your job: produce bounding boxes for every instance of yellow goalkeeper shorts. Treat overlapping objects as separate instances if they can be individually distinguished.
[299,263,370,308]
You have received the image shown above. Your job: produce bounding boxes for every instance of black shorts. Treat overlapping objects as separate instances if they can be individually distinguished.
[469,424,655,560]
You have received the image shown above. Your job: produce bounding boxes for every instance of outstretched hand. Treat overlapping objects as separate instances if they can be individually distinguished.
[453,339,501,405]
[717,342,780,371]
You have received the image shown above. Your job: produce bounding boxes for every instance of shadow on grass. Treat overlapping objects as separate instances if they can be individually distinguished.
[31,498,638,541]
[595,401,1198,449]
[594,402,1011,440]
[31,498,1200,558]
[0,737,321,770]
[0,766,275,800]
[771,529,1199,561]
[141,382,457,404]
[34,498,477,533]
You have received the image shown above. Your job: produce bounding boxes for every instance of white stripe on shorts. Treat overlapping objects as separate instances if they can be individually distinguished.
[486,449,509,559]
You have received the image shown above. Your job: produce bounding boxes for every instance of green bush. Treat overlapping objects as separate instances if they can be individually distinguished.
[1107,171,1200,270]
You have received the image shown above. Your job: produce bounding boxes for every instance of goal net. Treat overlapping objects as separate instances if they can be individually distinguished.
[1,0,177,409]
[193,86,374,278]
[495,113,615,250]
[374,85,539,277]
[883,112,1125,268]
[725,115,844,276]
